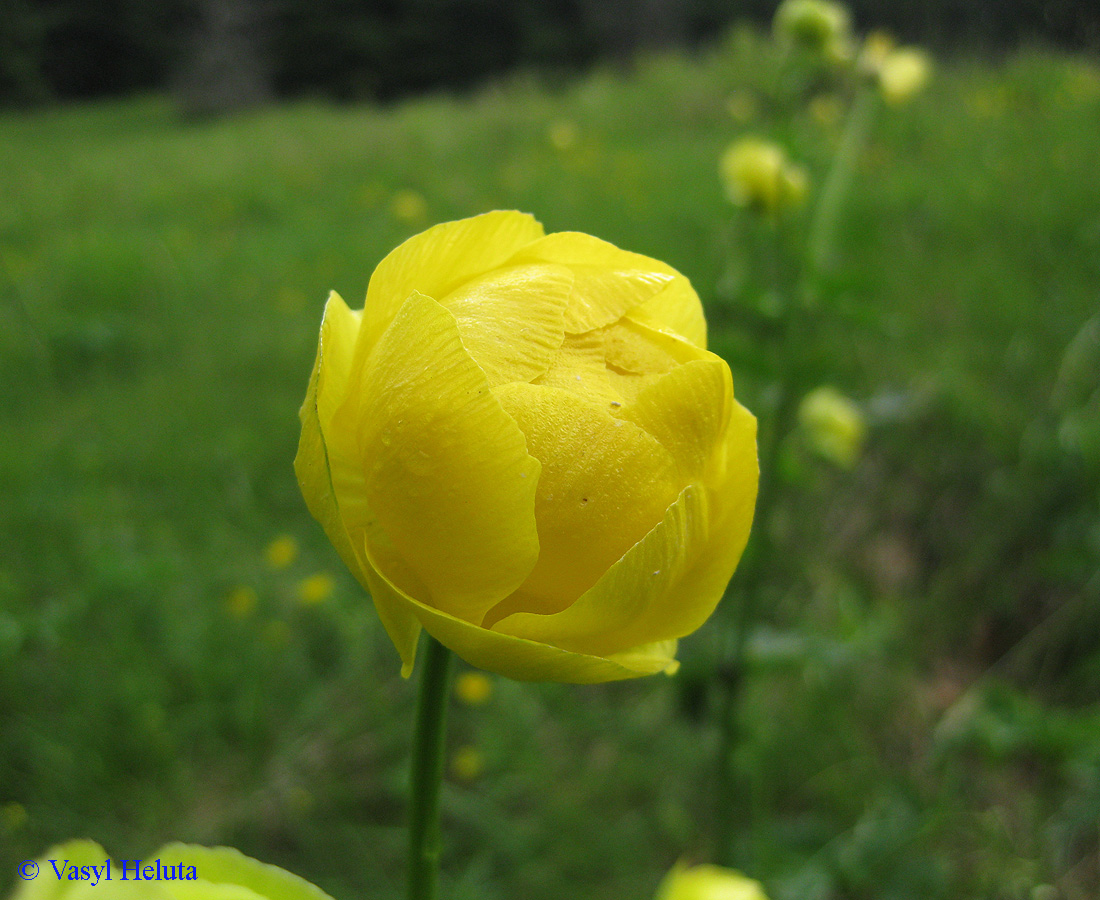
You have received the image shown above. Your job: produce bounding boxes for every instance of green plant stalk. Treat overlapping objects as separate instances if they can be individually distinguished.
[406,635,454,900]
[808,83,879,277]
[714,85,879,863]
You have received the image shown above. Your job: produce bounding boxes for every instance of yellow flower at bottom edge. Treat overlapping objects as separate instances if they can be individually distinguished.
[10,840,334,900]
[295,211,758,683]
[655,862,770,900]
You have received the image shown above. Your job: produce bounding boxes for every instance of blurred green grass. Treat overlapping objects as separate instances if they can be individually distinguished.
[2,31,1099,900]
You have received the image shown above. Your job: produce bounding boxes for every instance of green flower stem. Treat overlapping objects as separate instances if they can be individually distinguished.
[808,83,879,277]
[406,634,454,900]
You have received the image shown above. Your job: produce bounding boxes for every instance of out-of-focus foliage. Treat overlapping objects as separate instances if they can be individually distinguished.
[2,0,1099,106]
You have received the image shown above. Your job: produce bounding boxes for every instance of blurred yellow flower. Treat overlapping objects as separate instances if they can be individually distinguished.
[390,189,428,224]
[878,48,932,104]
[450,745,485,781]
[719,138,808,217]
[773,0,851,59]
[548,119,579,151]
[265,534,298,569]
[226,585,258,618]
[454,670,493,705]
[798,386,866,468]
[655,862,770,900]
[12,841,335,900]
[297,572,335,605]
[295,211,758,682]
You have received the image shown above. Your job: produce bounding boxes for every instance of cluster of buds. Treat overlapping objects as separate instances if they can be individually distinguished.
[719,137,808,218]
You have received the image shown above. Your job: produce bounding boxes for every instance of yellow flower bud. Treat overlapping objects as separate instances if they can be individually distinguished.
[295,211,758,682]
[719,138,808,217]
[773,0,851,55]
[878,48,932,104]
[655,862,770,900]
[11,841,335,900]
[798,386,866,468]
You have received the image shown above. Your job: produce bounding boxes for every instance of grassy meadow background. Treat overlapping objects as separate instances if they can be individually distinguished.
[3,27,1100,900]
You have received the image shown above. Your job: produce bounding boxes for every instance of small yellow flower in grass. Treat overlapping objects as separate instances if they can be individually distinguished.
[450,745,485,781]
[295,211,758,683]
[548,119,579,151]
[720,138,808,217]
[655,862,769,900]
[390,189,428,224]
[773,0,851,59]
[226,585,258,618]
[265,534,298,569]
[878,47,932,104]
[798,386,866,469]
[297,572,335,605]
[454,670,493,705]
[1,801,27,833]
[11,841,335,900]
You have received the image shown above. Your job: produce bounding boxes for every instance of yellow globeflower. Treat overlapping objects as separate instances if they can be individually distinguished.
[11,841,335,900]
[454,670,493,705]
[719,138,808,217]
[655,862,770,900]
[878,48,932,104]
[265,534,298,569]
[798,386,866,469]
[295,211,758,683]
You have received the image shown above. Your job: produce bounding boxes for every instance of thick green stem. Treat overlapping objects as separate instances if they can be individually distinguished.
[406,635,454,900]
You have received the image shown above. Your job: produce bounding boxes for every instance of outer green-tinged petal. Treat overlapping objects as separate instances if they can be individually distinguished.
[626,277,708,348]
[440,263,572,386]
[356,291,541,623]
[362,211,544,349]
[11,841,114,900]
[360,547,678,682]
[154,845,335,900]
[491,382,679,615]
[506,232,674,333]
[294,294,422,669]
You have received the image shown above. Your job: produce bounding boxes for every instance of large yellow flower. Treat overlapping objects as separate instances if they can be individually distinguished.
[295,211,757,682]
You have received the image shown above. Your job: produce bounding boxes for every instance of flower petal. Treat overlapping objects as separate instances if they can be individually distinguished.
[506,232,674,333]
[362,210,544,350]
[617,356,733,481]
[376,565,678,682]
[440,263,572,386]
[495,400,757,657]
[295,292,423,669]
[489,382,680,616]
[354,291,541,623]
[154,844,335,900]
[625,276,708,348]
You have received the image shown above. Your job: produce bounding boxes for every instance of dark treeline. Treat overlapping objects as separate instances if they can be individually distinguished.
[3,0,1098,108]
